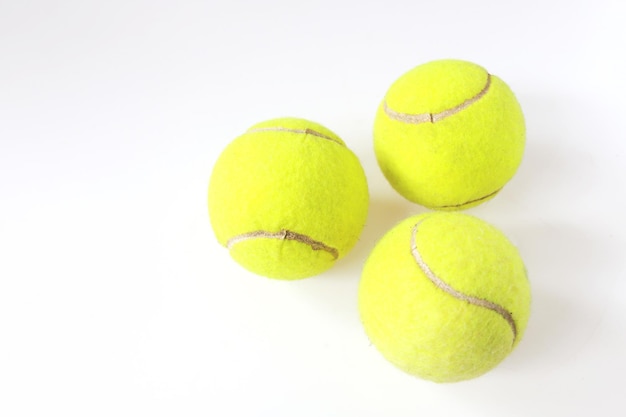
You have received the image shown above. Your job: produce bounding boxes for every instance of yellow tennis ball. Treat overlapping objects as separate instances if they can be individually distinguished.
[209,118,369,280]
[374,59,525,210]
[359,212,531,383]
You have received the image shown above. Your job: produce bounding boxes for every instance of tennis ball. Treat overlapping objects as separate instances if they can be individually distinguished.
[359,212,530,383]
[209,117,369,280]
[374,59,525,210]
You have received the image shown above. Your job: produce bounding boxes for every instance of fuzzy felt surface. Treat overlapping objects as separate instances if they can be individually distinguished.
[374,59,525,210]
[358,212,531,383]
[209,118,369,279]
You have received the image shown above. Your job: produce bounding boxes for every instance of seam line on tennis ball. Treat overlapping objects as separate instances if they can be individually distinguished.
[410,219,518,342]
[247,127,344,146]
[226,229,339,260]
[434,188,501,209]
[383,73,492,124]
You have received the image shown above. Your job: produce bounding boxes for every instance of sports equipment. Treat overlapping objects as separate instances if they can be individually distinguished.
[374,59,525,210]
[358,212,531,382]
[209,118,369,279]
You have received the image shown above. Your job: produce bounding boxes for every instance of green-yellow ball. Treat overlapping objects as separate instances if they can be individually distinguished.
[209,118,369,280]
[374,59,525,210]
[359,212,531,382]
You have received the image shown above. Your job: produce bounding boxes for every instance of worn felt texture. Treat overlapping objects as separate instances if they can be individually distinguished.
[358,212,531,383]
[374,59,526,210]
[209,118,369,279]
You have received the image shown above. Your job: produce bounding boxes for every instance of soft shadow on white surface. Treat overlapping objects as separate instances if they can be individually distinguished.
[475,92,611,219]
[505,222,619,371]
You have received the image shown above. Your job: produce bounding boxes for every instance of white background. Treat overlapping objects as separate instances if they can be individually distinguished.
[1,1,625,416]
